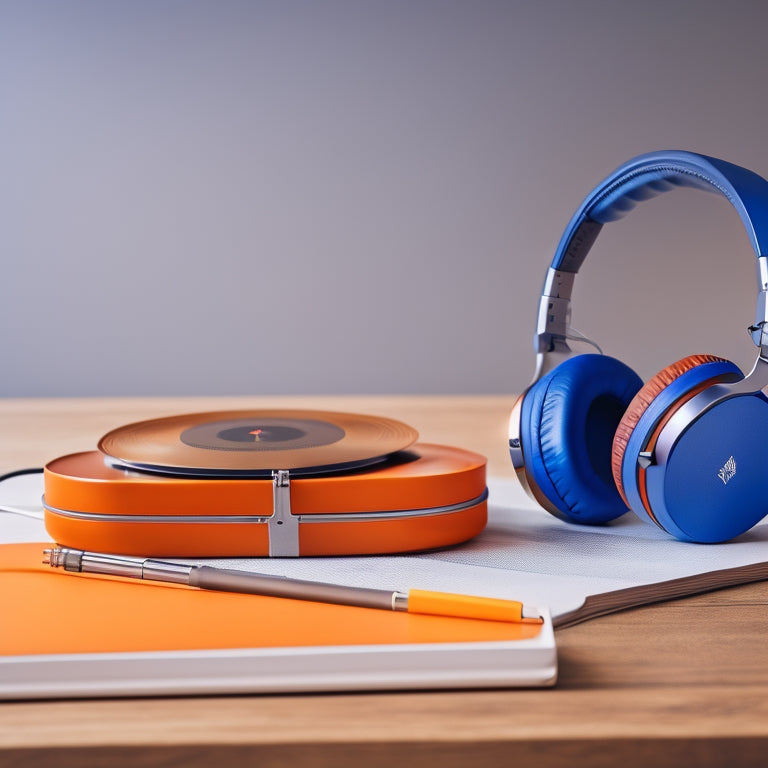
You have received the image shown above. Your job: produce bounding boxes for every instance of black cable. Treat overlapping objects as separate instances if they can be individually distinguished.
[0,467,45,519]
[0,467,44,484]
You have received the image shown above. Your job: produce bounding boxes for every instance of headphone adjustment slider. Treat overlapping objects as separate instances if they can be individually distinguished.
[536,297,571,347]
[535,269,576,349]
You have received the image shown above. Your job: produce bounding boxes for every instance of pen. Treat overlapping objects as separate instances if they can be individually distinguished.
[42,547,542,624]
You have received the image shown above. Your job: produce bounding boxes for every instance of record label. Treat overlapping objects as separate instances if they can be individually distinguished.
[179,416,346,453]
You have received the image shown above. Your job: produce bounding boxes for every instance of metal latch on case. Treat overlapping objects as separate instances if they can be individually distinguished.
[269,470,300,557]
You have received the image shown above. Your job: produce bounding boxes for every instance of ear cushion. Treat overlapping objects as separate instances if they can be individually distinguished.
[520,354,643,524]
[611,354,744,506]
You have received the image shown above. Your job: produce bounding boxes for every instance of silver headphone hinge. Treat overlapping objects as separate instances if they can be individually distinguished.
[749,257,768,354]
[535,268,575,349]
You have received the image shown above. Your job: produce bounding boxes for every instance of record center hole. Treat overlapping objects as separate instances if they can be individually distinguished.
[217,425,307,443]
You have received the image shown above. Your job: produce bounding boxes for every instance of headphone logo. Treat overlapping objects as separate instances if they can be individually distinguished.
[717,456,737,485]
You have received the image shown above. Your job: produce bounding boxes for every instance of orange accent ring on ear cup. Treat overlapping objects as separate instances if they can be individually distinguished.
[611,354,731,506]
[635,374,736,528]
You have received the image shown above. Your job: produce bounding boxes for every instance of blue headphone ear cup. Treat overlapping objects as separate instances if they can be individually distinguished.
[520,354,643,524]
[611,354,745,533]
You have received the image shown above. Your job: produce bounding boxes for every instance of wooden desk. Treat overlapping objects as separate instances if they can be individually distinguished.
[1,395,767,768]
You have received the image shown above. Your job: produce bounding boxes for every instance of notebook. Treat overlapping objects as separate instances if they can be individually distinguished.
[0,473,556,699]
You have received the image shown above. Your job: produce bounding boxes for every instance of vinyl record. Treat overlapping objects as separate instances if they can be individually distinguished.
[97,410,419,477]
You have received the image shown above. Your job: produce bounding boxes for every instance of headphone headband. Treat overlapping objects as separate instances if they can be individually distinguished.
[554,150,768,271]
[536,150,768,376]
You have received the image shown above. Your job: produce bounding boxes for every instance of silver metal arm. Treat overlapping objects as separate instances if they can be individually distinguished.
[532,267,580,380]
[749,256,768,358]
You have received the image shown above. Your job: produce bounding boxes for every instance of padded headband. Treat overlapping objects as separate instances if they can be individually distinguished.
[535,150,768,369]
[553,150,768,272]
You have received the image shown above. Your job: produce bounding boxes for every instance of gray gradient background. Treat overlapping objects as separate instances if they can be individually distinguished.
[3,0,768,397]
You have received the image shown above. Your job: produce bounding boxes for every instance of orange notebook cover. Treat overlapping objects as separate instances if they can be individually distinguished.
[0,542,556,698]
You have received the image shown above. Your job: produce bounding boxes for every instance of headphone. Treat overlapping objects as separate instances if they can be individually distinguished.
[509,150,768,543]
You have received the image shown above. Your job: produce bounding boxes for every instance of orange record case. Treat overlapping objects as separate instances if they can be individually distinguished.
[44,444,487,557]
